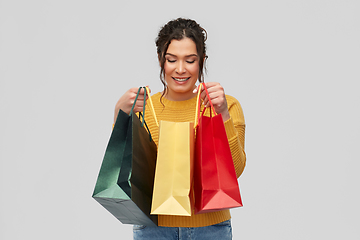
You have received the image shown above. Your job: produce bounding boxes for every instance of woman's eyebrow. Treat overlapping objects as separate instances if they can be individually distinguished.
[165,53,198,58]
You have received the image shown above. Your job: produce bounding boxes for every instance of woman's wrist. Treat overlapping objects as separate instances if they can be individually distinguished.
[221,111,230,122]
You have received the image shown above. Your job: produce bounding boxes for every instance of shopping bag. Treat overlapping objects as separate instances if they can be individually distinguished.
[150,118,195,216]
[92,87,158,226]
[193,83,242,214]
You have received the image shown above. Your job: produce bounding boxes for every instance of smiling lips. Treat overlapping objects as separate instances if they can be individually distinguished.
[172,77,190,82]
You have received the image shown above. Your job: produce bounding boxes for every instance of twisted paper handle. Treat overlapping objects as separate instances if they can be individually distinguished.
[194,83,217,128]
[145,87,159,127]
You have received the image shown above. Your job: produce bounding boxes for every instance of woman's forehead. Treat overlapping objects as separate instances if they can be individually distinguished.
[166,38,197,56]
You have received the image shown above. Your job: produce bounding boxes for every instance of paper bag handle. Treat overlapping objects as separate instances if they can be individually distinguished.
[145,87,159,127]
[128,86,158,128]
[128,87,155,141]
[194,83,217,128]
[129,87,143,116]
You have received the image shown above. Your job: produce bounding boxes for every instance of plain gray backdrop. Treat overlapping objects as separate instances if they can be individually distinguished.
[1,0,359,239]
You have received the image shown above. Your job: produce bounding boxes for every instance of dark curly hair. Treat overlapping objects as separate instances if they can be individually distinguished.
[155,18,208,97]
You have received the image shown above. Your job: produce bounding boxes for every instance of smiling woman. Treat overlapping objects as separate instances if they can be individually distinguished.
[113,18,246,240]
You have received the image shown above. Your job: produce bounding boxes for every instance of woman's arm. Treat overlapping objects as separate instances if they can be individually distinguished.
[223,96,246,178]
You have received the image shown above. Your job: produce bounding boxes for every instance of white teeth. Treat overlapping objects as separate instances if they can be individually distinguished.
[173,77,190,82]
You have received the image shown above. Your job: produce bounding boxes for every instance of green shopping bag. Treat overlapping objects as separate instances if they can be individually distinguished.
[92,87,158,226]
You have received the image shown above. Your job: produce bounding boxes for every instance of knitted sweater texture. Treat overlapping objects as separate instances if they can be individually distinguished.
[143,92,246,227]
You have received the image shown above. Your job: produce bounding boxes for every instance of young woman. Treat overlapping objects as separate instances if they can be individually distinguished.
[114,18,246,240]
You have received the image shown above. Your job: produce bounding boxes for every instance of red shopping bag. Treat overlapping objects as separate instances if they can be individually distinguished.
[194,83,242,214]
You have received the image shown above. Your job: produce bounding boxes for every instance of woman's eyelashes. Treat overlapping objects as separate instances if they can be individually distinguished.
[166,59,196,64]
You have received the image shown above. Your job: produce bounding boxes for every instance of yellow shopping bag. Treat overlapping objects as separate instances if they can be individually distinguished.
[150,120,195,216]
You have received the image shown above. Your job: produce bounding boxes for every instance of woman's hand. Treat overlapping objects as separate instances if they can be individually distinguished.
[193,82,230,122]
[114,87,150,123]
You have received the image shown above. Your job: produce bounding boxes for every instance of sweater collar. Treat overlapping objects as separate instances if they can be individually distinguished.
[154,92,199,109]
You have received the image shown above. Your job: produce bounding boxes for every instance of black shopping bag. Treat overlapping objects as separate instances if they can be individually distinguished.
[92,87,158,226]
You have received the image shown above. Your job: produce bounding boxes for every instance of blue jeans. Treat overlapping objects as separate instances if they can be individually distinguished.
[133,219,232,240]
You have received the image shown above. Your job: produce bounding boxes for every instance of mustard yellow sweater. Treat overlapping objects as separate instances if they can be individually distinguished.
[143,92,246,228]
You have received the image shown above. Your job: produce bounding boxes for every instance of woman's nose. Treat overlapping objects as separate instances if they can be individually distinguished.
[175,61,186,74]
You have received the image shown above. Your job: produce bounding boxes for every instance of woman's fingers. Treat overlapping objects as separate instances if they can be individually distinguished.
[197,82,230,121]
[114,87,150,123]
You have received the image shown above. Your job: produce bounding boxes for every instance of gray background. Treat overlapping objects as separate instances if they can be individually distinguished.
[1,0,359,239]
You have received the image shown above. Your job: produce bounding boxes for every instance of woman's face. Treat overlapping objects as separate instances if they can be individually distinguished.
[163,37,199,101]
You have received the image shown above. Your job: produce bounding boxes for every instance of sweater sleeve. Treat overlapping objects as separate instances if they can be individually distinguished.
[223,95,246,178]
